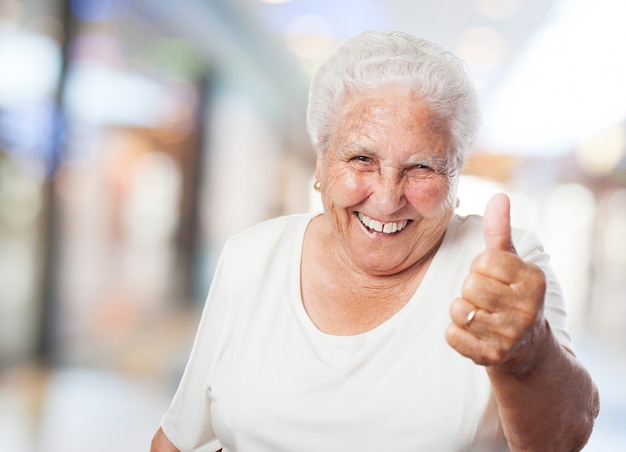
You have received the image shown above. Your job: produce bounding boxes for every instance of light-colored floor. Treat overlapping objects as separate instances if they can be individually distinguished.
[573,333,626,451]
[0,332,623,451]
[0,366,172,452]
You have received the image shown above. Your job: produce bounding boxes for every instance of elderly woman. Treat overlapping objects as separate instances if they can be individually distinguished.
[151,30,598,451]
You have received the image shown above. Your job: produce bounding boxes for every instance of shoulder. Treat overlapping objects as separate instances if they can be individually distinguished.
[217,212,317,276]
[446,213,545,260]
[227,212,317,250]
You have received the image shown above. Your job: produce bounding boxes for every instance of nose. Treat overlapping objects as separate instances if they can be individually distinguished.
[372,169,406,214]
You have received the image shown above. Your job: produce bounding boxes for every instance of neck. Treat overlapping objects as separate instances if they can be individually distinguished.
[317,216,442,300]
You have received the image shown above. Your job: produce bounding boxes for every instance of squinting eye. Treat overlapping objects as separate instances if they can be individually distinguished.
[405,164,434,177]
[348,154,377,171]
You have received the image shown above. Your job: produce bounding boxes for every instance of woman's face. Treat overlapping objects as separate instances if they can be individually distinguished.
[316,86,459,276]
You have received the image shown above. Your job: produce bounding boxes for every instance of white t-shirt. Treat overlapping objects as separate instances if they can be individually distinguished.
[160,212,570,452]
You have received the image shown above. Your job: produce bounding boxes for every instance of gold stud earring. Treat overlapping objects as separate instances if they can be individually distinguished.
[456,198,460,208]
[313,180,321,192]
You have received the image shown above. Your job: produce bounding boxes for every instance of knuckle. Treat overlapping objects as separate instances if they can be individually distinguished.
[478,251,496,271]
[461,273,478,296]
[449,299,463,320]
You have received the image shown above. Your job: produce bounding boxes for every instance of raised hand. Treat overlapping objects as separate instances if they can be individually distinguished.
[445,193,549,372]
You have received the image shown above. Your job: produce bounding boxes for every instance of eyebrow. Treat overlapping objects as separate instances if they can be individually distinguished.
[408,155,450,169]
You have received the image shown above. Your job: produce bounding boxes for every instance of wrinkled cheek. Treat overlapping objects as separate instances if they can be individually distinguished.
[324,172,368,206]
[341,173,363,192]
[328,166,361,188]
[407,179,455,216]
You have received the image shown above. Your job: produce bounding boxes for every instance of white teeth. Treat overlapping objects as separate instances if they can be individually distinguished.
[357,212,408,234]
[383,223,395,233]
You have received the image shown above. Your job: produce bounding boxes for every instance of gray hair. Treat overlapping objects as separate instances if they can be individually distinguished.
[306,30,481,171]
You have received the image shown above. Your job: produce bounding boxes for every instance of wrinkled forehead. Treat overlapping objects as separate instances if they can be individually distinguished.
[334,89,450,146]
[337,88,449,138]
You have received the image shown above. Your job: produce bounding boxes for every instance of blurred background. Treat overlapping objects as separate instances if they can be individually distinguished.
[0,0,624,450]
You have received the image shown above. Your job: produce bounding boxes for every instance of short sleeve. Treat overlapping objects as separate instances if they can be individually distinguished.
[160,244,233,452]
[513,227,572,350]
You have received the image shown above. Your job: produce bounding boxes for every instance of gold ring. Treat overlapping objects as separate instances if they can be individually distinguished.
[465,308,478,328]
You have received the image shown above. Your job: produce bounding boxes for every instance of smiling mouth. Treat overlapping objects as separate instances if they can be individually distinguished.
[357,212,409,234]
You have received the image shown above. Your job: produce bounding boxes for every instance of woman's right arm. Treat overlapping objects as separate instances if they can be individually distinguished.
[150,427,180,452]
[154,244,234,451]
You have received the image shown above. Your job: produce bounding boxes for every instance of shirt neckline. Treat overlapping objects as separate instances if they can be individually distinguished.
[291,213,460,342]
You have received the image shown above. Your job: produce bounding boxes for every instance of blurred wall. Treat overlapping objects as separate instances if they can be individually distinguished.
[1,0,624,376]
[0,0,313,370]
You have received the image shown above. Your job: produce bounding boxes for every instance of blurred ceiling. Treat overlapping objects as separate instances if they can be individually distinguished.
[139,0,626,158]
[139,0,558,101]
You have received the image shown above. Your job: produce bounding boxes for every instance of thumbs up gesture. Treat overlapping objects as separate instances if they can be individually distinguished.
[482,192,516,253]
[446,193,549,371]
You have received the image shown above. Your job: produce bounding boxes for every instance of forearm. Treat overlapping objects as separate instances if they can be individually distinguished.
[150,427,181,452]
[487,321,599,451]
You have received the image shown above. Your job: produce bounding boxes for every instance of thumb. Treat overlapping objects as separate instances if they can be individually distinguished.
[482,193,515,252]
